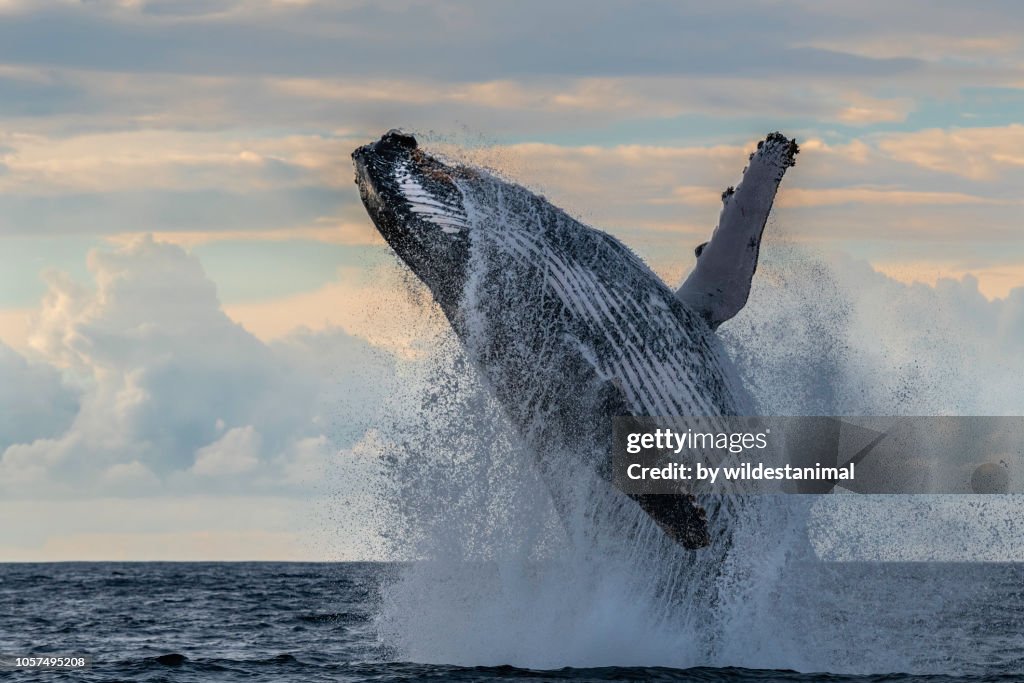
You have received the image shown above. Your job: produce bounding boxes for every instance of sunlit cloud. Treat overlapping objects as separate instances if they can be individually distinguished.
[0,237,402,500]
[873,259,1024,300]
[876,124,1024,180]
[0,129,357,194]
[0,308,32,351]
[102,222,383,249]
[224,264,444,356]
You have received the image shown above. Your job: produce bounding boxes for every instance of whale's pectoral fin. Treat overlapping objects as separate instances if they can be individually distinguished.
[676,132,798,329]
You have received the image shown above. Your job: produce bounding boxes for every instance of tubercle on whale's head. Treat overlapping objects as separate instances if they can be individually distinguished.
[352,129,473,315]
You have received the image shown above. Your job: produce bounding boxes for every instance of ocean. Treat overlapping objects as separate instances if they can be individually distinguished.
[1,561,1021,682]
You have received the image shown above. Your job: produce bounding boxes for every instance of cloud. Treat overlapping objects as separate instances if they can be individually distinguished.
[225,264,445,355]
[1,1,1012,145]
[191,425,261,475]
[0,529,308,562]
[275,434,330,486]
[719,245,1024,560]
[270,74,915,127]
[438,138,1009,225]
[876,124,1024,180]
[424,138,1024,278]
[3,129,1024,348]
[0,235,400,499]
[0,495,354,561]
[666,185,1000,209]
[0,308,33,349]
[870,259,1024,299]
[0,128,361,238]
[100,459,161,492]
[0,2,921,80]
[777,187,1000,208]
[0,341,78,451]
[103,223,382,248]
[0,187,352,238]
[723,245,1024,417]
[0,129,356,194]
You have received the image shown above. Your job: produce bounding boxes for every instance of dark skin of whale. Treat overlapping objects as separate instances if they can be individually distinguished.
[352,130,796,550]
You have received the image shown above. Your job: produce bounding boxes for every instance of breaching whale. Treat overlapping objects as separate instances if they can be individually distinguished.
[353,130,797,549]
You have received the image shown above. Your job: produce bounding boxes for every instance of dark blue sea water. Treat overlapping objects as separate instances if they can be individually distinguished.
[0,562,1021,682]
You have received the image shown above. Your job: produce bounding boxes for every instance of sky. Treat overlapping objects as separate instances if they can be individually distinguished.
[3,0,1024,560]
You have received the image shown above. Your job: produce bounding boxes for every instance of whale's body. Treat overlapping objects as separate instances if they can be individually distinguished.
[353,130,796,549]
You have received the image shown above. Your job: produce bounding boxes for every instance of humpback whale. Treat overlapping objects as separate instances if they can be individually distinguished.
[353,130,797,550]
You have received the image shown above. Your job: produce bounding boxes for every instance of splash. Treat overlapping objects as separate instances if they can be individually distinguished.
[368,172,804,669]
[363,170,1022,675]
[372,327,808,669]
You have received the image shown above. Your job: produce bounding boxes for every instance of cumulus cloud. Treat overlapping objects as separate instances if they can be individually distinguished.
[275,434,330,486]
[0,235,400,499]
[724,245,1024,417]
[0,341,78,450]
[718,246,1024,560]
[191,425,261,476]
[100,459,160,489]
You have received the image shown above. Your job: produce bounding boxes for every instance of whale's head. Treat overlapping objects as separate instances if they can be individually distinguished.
[352,130,471,315]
